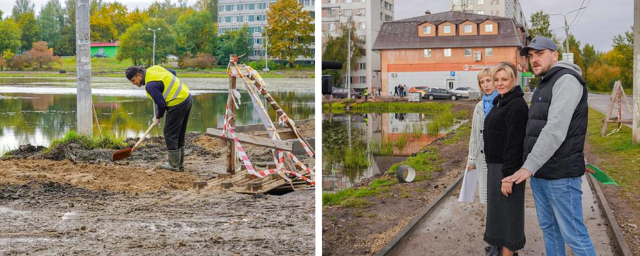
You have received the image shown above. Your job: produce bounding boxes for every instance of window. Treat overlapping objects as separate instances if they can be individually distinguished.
[237,16,244,22]
[345,0,351,3]
[478,0,483,4]
[423,49,431,57]
[485,24,493,32]
[464,48,472,56]
[359,22,365,29]
[477,10,484,14]
[329,23,336,31]
[485,48,493,56]
[360,76,366,83]
[237,4,243,10]
[249,3,255,9]
[225,5,233,11]
[443,25,451,34]
[444,48,451,57]
[464,24,472,33]
[344,9,351,16]
[249,15,255,21]
[225,16,232,23]
[359,63,366,70]
[360,8,365,15]
[423,26,431,34]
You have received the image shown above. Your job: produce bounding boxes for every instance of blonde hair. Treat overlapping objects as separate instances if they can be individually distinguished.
[476,68,492,91]
[492,62,517,91]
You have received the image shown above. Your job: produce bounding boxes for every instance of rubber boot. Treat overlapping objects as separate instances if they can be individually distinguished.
[179,147,185,171]
[157,149,181,172]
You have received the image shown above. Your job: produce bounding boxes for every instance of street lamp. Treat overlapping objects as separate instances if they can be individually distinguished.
[148,28,161,66]
[550,7,585,54]
[263,28,269,73]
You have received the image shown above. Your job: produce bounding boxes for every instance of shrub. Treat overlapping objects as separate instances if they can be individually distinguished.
[181,52,217,69]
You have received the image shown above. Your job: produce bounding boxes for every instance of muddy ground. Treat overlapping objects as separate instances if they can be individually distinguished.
[0,124,315,255]
[322,100,476,256]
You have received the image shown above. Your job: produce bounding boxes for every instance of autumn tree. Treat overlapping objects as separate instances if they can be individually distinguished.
[581,44,597,82]
[215,25,251,65]
[38,0,64,51]
[117,18,176,66]
[174,10,217,59]
[89,2,129,42]
[147,0,190,26]
[26,41,62,69]
[609,28,633,89]
[266,0,314,65]
[56,0,76,56]
[561,34,584,73]
[195,0,218,23]
[528,10,561,55]
[322,20,365,87]
[17,12,40,52]
[0,19,22,54]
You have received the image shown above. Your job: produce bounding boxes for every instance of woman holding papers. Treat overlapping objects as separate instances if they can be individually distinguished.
[482,62,528,256]
[464,68,497,254]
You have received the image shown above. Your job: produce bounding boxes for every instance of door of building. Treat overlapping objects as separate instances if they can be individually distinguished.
[446,79,455,90]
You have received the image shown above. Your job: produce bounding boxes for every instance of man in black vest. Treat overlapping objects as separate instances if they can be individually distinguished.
[502,36,596,256]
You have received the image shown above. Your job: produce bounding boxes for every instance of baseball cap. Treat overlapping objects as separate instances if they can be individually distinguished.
[520,36,558,56]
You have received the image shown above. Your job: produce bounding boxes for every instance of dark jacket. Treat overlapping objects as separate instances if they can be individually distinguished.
[483,86,529,177]
[523,66,588,180]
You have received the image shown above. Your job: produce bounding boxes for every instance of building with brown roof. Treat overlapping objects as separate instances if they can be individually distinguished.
[373,11,529,96]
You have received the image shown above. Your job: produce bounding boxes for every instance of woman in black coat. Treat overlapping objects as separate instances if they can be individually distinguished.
[482,62,529,256]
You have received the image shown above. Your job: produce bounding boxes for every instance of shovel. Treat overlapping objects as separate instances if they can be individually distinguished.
[112,122,157,161]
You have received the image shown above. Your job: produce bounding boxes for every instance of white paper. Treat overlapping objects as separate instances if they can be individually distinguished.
[458,169,478,203]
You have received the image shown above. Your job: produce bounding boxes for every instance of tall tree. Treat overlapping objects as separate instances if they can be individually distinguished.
[0,9,4,20]
[609,28,633,88]
[147,0,187,26]
[528,10,562,54]
[581,43,597,82]
[322,20,365,86]
[11,0,35,21]
[266,0,314,65]
[126,7,150,27]
[56,0,76,56]
[17,12,39,52]
[89,2,128,42]
[38,0,64,51]
[195,0,218,23]
[562,34,584,72]
[174,10,217,58]
[215,25,251,65]
[0,19,22,55]
[117,18,176,66]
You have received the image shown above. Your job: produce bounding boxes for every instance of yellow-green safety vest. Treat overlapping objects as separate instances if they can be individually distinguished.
[144,65,190,107]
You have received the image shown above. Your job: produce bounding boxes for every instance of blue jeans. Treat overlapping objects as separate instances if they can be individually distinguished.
[530,177,596,256]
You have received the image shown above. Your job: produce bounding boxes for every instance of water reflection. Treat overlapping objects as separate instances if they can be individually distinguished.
[322,113,448,192]
[0,91,314,154]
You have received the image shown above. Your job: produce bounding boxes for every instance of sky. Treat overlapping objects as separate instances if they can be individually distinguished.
[0,0,633,52]
[394,0,633,52]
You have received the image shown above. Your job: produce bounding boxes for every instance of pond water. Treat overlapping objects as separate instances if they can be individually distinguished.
[0,77,314,155]
[322,112,465,192]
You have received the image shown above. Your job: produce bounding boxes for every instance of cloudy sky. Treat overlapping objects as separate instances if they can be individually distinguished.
[0,0,633,52]
[395,0,633,52]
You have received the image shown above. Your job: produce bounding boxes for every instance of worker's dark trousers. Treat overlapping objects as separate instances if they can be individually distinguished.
[164,96,192,150]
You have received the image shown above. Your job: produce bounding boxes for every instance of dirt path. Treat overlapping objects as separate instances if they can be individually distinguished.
[0,125,315,255]
[397,176,616,255]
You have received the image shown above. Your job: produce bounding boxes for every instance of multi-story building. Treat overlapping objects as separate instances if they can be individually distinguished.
[322,0,394,92]
[372,11,529,95]
[451,0,527,28]
[218,0,315,62]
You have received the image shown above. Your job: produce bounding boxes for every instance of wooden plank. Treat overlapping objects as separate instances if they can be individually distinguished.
[605,119,633,124]
[207,128,294,151]
[227,55,237,174]
[219,119,313,133]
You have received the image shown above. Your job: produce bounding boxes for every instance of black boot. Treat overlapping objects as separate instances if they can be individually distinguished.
[179,147,185,171]
[486,245,501,256]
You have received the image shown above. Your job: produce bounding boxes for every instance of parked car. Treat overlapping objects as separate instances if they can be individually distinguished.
[409,86,429,97]
[450,87,477,98]
[424,88,461,100]
[331,88,362,99]
[92,53,108,58]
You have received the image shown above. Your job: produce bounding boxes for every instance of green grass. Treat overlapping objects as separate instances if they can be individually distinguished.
[443,125,471,145]
[45,130,127,153]
[586,108,640,208]
[349,102,452,113]
[322,177,398,207]
[427,111,455,135]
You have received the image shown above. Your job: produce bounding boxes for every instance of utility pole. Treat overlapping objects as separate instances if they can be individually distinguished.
[148,28,161,66]
[551,7,585,62]
[76,0,92,136]
[633,0,640,143]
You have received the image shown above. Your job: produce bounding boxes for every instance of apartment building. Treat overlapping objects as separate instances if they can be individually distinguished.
[451,0,527,28]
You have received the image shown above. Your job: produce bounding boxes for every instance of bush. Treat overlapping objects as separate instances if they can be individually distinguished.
[247,60,282,70]
[181,52,217,69]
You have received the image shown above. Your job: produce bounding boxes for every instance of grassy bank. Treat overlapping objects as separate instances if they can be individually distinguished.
[586,108,640,208]
[45,131,127,152]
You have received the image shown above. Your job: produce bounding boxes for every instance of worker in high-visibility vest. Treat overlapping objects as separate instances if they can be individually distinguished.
[126,65,192,172]
[364,88,369,102]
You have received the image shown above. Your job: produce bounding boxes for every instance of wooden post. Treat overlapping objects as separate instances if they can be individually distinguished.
[227,54,237,174]
[634,0,640,143]
[76,0,92,136]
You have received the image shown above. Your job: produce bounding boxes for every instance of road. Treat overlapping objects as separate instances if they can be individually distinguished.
[396,176,616,255]
[588,93,634,128]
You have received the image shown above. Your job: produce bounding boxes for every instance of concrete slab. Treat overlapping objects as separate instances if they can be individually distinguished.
[396,176,615,255]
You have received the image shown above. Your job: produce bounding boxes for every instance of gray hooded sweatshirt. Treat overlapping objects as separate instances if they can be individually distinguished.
[522,61,585,175]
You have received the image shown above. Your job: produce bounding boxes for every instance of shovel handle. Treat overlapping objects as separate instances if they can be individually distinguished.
[132,122,157,152]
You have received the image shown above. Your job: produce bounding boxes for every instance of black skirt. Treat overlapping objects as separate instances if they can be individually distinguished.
[483,163,526,251]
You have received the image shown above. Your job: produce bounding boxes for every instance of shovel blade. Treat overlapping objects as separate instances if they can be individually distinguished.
[112,148,132,161]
